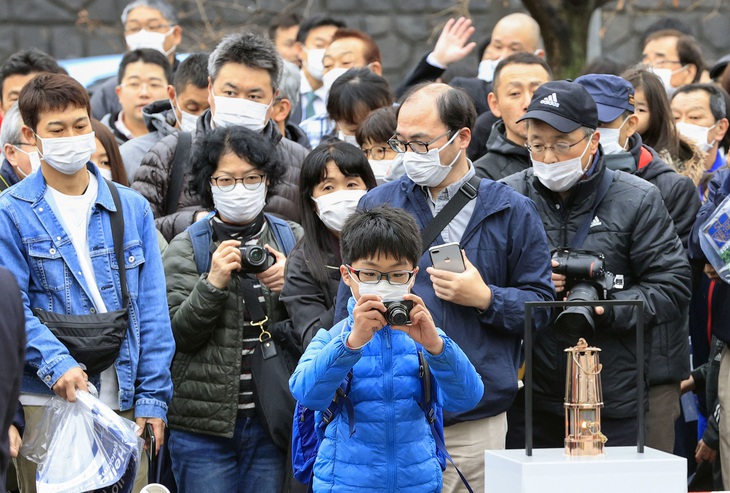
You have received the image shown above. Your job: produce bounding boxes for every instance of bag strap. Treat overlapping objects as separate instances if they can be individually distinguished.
[188,218,213,275]
[421,175,481,254]
[265,214,297,255]
[417,348,474,493]
[106,179,129,308]
[568,168,614,250]
[166,131,192,216]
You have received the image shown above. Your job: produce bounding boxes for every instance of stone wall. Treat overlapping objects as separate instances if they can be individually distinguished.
[0,0,728,87]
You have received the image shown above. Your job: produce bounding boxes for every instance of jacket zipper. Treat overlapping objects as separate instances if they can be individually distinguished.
[384,329,396,491]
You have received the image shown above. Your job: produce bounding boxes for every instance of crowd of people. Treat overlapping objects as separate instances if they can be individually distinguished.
[0,0,730,492]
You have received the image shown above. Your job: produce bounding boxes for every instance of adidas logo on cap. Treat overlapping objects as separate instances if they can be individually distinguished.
[540,92,560,108]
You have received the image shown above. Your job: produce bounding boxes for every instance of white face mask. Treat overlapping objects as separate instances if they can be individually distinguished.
[171,98,199,133]
[650,66,686,97]
[313,189,366,233]
[211,182,267,224]
[212,95,271,132]
[322,67,350,93]
[369,154,401,182]
[98,168,113,181]
[12,146,42,177]
[125,28,175,56]
[531,135,593,192]
[349,273,412,302]
[36,132,97,175]
[304,48,326,81]
[676,121,717,153]
[598,117,629,155]
[403,131,461,188]
[337,130,360,148]
[477,58,501,83]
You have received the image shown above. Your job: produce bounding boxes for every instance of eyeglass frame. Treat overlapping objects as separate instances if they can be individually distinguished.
[119,80,168,93]
[210,173,267,192]
[387,129,453,155]
[525,133,592,157]
[362,145,391,160]
[124,23,174,35]
[345,264,417,285]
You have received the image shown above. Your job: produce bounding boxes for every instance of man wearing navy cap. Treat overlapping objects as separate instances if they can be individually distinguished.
[502,80,692,447]
[576,73,699,454]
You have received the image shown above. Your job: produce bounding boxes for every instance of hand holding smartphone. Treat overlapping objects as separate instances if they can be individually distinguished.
[428,242,466,273]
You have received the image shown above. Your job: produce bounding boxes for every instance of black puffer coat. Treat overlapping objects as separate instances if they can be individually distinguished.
[473,120,531,181]
[502,154,692,418]
[133,110,308,242]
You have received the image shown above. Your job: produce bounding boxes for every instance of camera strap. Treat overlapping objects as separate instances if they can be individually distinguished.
[420,175,481,254]
[569,168,614,250]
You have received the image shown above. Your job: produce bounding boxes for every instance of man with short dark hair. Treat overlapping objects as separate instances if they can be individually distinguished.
[119,52,210,182]
[642,29,705,95]
[269,12,302,66]
[473,52,552,180]
[1,72,174,493]
[502,80,691,450]
[133,32,309,242]
[91,0,184,120]
[335,82,554,493]
[102,48,172,145]
[0,49,65,116]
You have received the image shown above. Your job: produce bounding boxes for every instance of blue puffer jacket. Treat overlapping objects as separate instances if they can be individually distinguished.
[334,175,554,423]
[290,297,484,493]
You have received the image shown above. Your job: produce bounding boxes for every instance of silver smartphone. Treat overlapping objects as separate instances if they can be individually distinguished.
[428,242,465,273]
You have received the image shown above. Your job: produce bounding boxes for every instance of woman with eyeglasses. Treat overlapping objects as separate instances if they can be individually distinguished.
[162,126,302,493]
[281,141,377,350]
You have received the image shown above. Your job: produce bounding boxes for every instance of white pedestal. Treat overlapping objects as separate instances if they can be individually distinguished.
[484,446,686,493]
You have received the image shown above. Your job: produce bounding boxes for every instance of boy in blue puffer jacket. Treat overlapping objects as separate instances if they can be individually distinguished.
[289,206,484,493]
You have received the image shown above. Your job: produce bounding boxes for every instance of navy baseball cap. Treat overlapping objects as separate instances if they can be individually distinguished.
[574,74,635,123]
[517,80,598,133]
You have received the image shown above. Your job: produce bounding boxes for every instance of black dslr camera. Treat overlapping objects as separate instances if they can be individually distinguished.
[551,249,623,334]
[382,300,414,326]
[239,245,275,273]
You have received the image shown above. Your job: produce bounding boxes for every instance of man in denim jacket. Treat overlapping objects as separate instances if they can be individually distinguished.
[0,73,174,492]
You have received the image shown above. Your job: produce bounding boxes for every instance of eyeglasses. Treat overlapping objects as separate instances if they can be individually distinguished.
[11,142,34,147]
[641,56,682,68]
[124,23,172,35]
[525,133,591,157]
[210,173,266,192]
[362,146,390,160]
[120,81,167,93]
[388,130,452,154]
[346,264,416,285]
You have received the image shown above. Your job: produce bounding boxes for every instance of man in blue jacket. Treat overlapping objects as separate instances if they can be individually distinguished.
[0,73,174,492]
[335,82,554,493]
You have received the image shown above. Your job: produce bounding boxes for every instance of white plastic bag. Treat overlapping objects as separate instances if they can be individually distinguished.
[700,193,730,283]
[20,390,142,493]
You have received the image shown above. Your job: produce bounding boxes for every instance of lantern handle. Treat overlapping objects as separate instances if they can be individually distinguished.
[572,352,602,375]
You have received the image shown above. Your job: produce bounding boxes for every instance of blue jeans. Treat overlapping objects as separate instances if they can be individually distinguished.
[169,417,285,493]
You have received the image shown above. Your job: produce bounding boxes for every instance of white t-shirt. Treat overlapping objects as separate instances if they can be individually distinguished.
[21,172,120,409]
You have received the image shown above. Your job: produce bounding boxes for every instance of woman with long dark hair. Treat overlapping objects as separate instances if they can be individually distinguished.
[281,141,376,349]
[91,119,129,186]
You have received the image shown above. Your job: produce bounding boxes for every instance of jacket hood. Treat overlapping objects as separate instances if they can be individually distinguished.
[487,120,530,159]
[142,99,178,137]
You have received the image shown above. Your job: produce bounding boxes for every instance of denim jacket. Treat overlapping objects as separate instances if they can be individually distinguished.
[0,164,174,421]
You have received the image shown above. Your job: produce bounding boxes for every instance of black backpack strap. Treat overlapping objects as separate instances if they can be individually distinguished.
[166,131,192,216]
[569,168,614,249]
[106,179,129,308]
[420,175,481,254]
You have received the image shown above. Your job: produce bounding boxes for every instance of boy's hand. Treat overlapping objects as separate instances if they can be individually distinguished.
[348,294,387,348]
[427,251,492,311]
[256,244,287,293]
[208,240,242,290]
[393,293,443,355]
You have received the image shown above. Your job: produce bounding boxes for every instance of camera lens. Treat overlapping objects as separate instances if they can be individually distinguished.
[556,283,599,335]
[248,247,264,263]
[387,305,409,326]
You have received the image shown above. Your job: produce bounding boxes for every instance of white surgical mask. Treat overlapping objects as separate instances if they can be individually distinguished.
[531,135,592,192]
[676,121,717,153]
[598,117,629,155]
[477,58,501,83]
[125,28,176,56]
[369,154,401,182]
[322,67,349,93]
[12,146,42,177]
[98,168,113,181]
[337,130,360,148]
[349,274,412,302]
[171,98,199,133]
[36,132,97,175]
[313,189,366,233]
[212,95,271,132]
[211,182,267,224]
[304,48,326,81]
[650,65,686,98]
[403,131,461,187]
